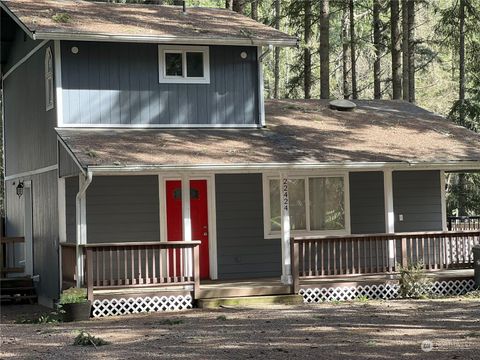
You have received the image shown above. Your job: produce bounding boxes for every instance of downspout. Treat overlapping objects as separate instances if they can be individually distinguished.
[257,45,273,127]
[75,170,93,287]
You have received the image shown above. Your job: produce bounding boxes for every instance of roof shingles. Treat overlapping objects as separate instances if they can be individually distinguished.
[57,100,480,170]
[1,0,297,45]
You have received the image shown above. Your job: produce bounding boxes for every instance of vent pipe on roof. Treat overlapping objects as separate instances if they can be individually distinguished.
[329,99,356,112]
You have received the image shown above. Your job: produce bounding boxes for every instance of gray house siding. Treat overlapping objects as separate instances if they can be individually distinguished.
[5,170,59,304]
[3,40,57,176]
[61,42,259,126]
[1,10,40,74]
[58,144,82,178]
[349,172,386,234]
[65,177,78,244]
[85,176,160,243]
[215,174,281,279]
[393,170,443,232]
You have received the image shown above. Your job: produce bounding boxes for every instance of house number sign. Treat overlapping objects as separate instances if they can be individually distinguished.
[282,178,289,211]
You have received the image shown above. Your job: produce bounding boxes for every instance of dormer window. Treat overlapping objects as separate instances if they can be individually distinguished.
[158,45,210,84]
[45,47,54,111]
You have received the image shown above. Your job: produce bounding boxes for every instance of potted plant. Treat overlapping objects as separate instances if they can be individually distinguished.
[59,288,91,322]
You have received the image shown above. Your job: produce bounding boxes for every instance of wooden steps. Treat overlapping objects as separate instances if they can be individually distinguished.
[0,277,37,304]
[197,294,303,309]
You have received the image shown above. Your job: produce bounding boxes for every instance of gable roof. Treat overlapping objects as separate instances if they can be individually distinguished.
[0,0,298,46]
[57,100,480,172]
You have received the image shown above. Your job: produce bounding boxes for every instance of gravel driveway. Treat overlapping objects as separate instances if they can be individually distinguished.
[1,298,479,359]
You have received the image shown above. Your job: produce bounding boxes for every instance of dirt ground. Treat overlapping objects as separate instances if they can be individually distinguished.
[1,298,479,359]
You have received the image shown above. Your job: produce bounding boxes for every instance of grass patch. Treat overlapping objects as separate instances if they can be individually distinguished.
[216,315,227,321]
[159,319,183,326]
[52,13,72,23]
[463,289,480,299]
[73,331,109,347]
[15,312,62,324]
[355,295,369,303]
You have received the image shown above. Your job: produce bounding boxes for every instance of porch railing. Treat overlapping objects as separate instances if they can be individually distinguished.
[448,216,480,231]
[1,236,25,277]
[291,230,480,292]
[60,241,201,301]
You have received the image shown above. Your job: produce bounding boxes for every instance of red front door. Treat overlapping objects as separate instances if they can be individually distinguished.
[166,180,210,279]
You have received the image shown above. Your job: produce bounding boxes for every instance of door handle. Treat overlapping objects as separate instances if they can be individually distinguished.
[203,232,208,236]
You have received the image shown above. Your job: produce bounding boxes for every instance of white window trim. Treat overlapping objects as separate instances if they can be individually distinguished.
[262,172,351,239]
[45,47,54,111]
[158,45,210,84]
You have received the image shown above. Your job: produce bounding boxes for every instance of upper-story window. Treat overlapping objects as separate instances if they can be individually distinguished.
[45,47,54,111]
[158,45,210,84]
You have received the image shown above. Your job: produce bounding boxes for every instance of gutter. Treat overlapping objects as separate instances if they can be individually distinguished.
[85,160,480,175]
[33,32,299,48]
[75,170,92,287]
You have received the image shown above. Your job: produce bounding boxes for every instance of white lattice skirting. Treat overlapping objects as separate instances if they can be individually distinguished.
[300,279,476,303]
[92,295,193,318]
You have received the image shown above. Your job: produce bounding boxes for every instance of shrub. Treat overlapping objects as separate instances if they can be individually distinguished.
[59,287,88,305]
[73,331,109,347]
[15,312,62,324]
[398,262,432,299]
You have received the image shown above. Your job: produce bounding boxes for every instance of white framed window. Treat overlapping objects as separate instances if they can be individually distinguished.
[45,47,54,111]
[263,173,351,239]
[158,45,210,84]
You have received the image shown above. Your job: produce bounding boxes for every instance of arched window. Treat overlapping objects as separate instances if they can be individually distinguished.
[45,47,54,111]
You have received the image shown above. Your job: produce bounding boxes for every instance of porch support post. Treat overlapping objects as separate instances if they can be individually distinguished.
[440,170,447,231]
[181,174,192,276]
[75,172,92,287]
[280,172,292,285]
[383,170,396,270]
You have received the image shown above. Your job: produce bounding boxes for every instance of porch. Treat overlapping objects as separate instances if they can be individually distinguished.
[60,229,479,303]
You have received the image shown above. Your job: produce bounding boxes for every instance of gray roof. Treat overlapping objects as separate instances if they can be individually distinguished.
[1,0,298,46]
[57,100,480,171]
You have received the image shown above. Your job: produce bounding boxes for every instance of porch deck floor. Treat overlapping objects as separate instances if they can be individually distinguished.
[93,269,474,300]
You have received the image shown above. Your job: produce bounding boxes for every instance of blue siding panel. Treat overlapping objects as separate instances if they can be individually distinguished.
[393,171,443,232]
[349,172,386,234]
[61,42,259,126]
[215,174,281,279]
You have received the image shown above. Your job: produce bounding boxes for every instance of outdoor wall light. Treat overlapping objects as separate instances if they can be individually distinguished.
[240,51,248,59]
[16,181,24,198]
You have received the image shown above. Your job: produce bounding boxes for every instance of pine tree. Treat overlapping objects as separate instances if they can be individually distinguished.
[319,0,330,99]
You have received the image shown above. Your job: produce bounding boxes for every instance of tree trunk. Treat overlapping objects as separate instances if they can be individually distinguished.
[373,0,381,99]
[459,0,466,121]
[304,0,312,99]
[342,1,350,99]
[349,0,357,99]
[251,0,259,20]
[390,0,402,99]
[233,0,245,14]
[407,0,415,103]
[320,0,330,99]
[273,0,281,99]
[226,0,233,10]
[402,0,409,101]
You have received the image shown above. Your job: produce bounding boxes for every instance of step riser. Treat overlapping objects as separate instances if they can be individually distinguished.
[197,295,303,309]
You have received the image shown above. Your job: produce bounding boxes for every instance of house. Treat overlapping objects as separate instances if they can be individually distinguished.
[1,0,479,314]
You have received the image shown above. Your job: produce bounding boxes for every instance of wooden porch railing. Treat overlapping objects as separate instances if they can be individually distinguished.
[60,241,201,301]
[291,230,480,292]
[1,236,25,277]
[448,216,480,231]
[60,243,77,289]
